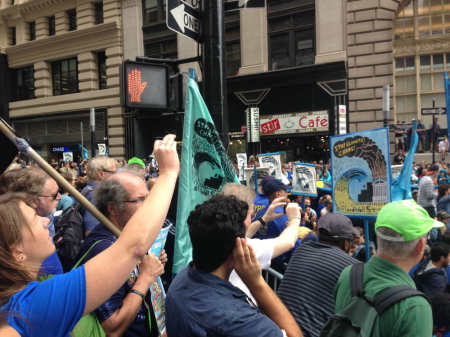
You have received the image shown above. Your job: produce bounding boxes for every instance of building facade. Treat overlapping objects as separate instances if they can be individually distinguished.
[0,0,127,160]
[2,0,443,161]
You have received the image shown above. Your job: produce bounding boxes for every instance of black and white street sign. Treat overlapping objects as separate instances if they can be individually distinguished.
[421,107,446,115]
[225,0,265,12]
[167,0,201,42]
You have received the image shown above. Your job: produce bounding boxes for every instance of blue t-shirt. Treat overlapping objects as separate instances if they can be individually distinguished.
[1,266,86,337]
[76,224,150,337]
[166,264,283,337]
[253,193,269,220]
[254,205,300,263]
[39,251,63,276]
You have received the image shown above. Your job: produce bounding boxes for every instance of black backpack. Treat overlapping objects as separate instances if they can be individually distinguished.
[53,187,93,272]
[320,263,428,337]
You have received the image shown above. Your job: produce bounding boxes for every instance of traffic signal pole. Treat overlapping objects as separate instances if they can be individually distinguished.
[202,0,229,148]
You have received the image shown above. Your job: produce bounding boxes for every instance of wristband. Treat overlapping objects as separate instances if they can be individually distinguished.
[129,289,145,300]
[257,217,266,227]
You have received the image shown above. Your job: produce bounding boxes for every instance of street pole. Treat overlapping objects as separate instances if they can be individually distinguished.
[432,98,436,164]
[202,0,229,148]
[80,121,84,160]
[90,108,96,158]
[383,85,390,127]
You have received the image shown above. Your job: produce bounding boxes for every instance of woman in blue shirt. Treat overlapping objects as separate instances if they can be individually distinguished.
[0,135,179,337]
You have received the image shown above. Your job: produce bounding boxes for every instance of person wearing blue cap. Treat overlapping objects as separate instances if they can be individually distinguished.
[254,178,301,273]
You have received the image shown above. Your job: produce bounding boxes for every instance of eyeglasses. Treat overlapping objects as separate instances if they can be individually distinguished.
[40,189,62,200]
[124,196,147,203]
[102,169,116,174]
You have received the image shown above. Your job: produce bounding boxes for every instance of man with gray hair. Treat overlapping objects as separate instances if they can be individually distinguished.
[334,200,443,337]
[81,156,117,235]
[76,171,165,337]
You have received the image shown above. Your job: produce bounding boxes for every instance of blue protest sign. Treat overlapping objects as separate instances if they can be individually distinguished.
[330,128,392,218]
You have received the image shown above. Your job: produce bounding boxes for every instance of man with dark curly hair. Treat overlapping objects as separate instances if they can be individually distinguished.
[165,194,302,337]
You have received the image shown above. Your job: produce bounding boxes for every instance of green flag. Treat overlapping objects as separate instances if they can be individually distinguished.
[172,78,239,275]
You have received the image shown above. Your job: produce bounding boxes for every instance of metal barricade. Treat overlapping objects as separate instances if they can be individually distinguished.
[263,267,283,292]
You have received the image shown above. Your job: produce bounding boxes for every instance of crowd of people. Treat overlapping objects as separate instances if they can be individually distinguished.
[0,137,449,337]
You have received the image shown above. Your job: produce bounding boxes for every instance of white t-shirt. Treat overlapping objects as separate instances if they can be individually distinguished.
[229,237,275,305]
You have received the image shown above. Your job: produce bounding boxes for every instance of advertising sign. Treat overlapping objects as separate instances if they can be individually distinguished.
[338,105,347,135]
[292,162,317,196]
[245,167,270,193]
[258,152,283,180]
[259,111,329,136]
[330,128,391,217]
[246,107,260,142]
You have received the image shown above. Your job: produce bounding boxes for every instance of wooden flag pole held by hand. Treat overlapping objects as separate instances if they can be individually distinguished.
[0,118,121,237]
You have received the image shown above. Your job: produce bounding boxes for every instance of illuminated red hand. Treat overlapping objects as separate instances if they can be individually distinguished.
[128,69,148,103]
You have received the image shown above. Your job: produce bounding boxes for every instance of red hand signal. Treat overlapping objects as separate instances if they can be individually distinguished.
[127,69,148,103]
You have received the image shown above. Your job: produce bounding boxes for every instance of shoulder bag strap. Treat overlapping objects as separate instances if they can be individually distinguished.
[72,240,104,270]
[373,285,428,315]
[350,262,365,297]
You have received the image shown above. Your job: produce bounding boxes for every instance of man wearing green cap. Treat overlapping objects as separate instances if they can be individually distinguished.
[334,200,443,337]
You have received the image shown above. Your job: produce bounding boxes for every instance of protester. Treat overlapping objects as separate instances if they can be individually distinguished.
[439,136,449,162]
[413,242,450,295]
[430,293,450,337]
[82,156,117,236]
[278,213,358,337]
[76,171,167,337]
[221,183,300,304]
[438,169,450,185]
[0,167,63,276]
[253,178,300,273]
[252,175,275,221]
[334,200,443,337]
[0,135,179,337]
[418,164,439,217]
[165,194,303,337]
[417,119,426,153]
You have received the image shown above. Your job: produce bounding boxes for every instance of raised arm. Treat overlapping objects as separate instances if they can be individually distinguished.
[83,134,179,315]
[272,203,301,258]
[247,197,288,238]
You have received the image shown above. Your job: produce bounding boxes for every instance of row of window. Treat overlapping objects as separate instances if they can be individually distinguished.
[7,2,103,46]
[11,52,107,101]
[142,0,315,75]
[395,53,450,72]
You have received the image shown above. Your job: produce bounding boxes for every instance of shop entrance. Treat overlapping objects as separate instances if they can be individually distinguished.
[260,134,330,162]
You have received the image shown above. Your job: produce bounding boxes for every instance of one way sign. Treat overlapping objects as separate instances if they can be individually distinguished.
[225,0,265,12]
[167,0,201,42]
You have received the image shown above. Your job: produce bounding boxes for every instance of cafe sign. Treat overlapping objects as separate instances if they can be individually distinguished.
[260,111,329,136]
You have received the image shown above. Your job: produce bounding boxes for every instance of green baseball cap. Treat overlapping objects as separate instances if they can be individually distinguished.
[375,200,444,242]
[127,157,145,169]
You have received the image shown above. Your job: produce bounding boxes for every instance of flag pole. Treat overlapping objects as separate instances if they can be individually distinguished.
[0,118,120,237]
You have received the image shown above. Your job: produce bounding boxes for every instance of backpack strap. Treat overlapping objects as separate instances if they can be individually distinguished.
[72,240,104,270]
[373,285,427,315]
[349,262,364,297]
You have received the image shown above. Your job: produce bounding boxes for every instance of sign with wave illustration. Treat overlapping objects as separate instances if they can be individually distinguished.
[330,128,391,217]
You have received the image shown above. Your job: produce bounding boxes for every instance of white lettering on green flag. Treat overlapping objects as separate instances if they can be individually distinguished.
[172,78,239,275]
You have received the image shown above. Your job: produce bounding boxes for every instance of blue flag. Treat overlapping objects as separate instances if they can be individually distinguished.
[391,120,418,201]
[172,77,240,275]
[445,72,450,141]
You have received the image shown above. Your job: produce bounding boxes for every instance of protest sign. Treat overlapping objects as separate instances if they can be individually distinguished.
[148,225,171,336]
[258,152,283,180]
[292,163,317,196]
[236,153,247,181]
[330,128,391,217]
[245,167,270,193]
[63,152,73,162]
[391,165,403,179]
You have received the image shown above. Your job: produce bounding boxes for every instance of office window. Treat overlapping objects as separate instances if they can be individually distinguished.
[268,9,315,70]
[97,51,107,89]
[143,0,166,25]
[12,66,34,101]
[28,21,36,41]
[226,42,241,76]
[95,1,104,24]
[67,9,77,31]
[52,58,79,95]
[48,16,55,36]
[9,27,16,46]
[144,39,177,59]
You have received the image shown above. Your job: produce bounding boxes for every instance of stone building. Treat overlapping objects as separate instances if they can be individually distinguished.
[0,0,127,160]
